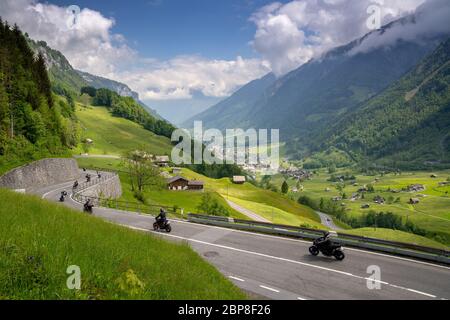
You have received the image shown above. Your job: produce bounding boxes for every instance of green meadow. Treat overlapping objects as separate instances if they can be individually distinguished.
[74,104,173,156]
[271,168,450,246]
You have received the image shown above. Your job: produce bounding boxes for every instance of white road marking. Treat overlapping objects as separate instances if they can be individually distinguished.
[229,276,245,282]
[259,285,280,293]
[406,288,437,298]
[123,225,442,300]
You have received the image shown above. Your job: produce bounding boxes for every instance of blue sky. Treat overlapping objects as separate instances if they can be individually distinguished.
[50,0,277,61]
[1,0,431,123]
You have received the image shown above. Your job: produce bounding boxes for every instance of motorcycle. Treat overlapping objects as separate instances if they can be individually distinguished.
[153,218,172,233]
[59,191,68,202]
[309,233,345,261]
[83,201,94,214]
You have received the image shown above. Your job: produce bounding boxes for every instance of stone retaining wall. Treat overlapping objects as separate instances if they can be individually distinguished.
[0,158,79,190]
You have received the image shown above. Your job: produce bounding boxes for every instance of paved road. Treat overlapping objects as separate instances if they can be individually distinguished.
[37,174,450,300]
[317,211,343,230]
[226,200,270,223]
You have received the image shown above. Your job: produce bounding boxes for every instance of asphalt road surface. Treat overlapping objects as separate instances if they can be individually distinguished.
[36,174,450,300]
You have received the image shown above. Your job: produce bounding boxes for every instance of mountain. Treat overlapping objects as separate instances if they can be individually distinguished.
[191,13,448,158]
[27,39,87,96]
[182,73,276,129]
[28,39,164,121]
[76,70,163,120]
[313,38,450,169]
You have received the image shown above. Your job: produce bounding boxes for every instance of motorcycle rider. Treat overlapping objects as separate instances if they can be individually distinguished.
[316,231,332,249]
[156,208,167,226]
[84,199,94,213]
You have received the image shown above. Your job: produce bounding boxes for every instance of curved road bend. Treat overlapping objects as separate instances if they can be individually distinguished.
[36,173,450,300]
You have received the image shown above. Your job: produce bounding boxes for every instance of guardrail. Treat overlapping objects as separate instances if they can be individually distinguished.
[188,213,450,265]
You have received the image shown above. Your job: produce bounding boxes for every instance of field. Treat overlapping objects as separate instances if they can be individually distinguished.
[0,188,246,300]
[271,168,450,247]
[74,104,173,156]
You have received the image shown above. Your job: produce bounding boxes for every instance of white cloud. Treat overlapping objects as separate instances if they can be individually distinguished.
[0,0,269,101]
[118,56,270,100]
[0,0,136,76]
[350,0,450,55]
[250,0,426,75]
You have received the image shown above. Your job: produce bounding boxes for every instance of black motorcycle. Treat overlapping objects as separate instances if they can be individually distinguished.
[309,233,345,261]
[83,201,94,214]
[59,191,68,202]
[153,218,172,233]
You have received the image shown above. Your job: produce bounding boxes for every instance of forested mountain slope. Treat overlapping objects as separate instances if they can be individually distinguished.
[316,38,450,169]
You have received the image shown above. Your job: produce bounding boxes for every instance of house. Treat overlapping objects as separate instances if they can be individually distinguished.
[430,174,438,178]
[409,198,420,205]
[188,180,204,191]
[232,176,246,184]
[167,176,204,191]
[407,184,425,192]
[155,155,170,167]
[171,167,182,174]
[361,204,370,209]
[84,138,93,144]
[374,195,385,204]
[332,196,342,202]
[167,176,189,190]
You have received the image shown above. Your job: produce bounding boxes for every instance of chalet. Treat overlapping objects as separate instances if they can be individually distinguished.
[409,198,420,205]
[188,180,204,191]
[332,196,342,202]
[358,187,368,193]
[361,204,370,209]
[84,138,93,144]
[155,156,170,167]
[232,176,246,184]
[167,176,189,190]
[350,193,360,201]
[430,174,438,178]
[407,184,425,192]
[167,176,204,191]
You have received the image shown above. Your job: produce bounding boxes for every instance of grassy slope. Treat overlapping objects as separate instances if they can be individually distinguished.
[272,169,450,246]
[0,189,246,300]
[179,168,320,223]
[74,104,173,156]
[341,228,448,250]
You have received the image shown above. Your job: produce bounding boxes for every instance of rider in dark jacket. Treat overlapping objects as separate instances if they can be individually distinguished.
[156,208,167,225]
[316,232,332,248]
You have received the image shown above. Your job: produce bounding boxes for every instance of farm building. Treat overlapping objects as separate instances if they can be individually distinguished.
[167,176,189,190]
[155,155,170,167]
[374,195,385,204]
[232,176,246,184]
[171,167,182,174]
[167,176,204,191]
[407,184,425,192]
[409,198,420,205]
[188,180,204,191]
